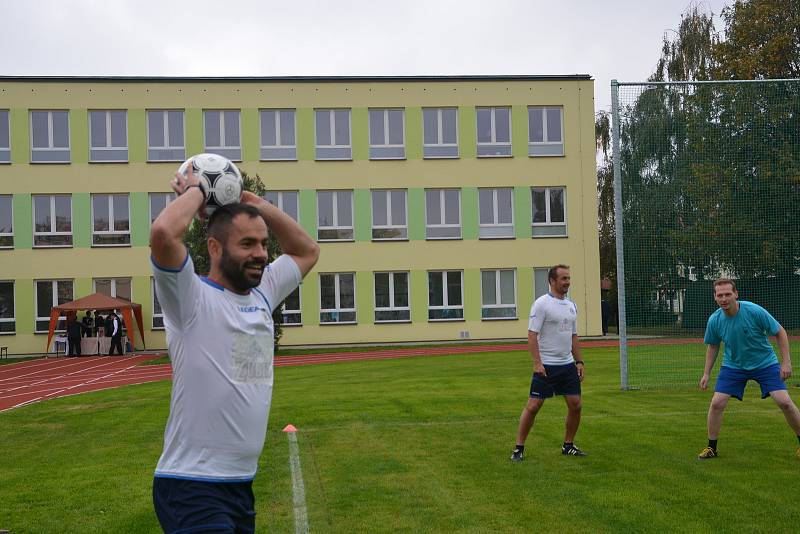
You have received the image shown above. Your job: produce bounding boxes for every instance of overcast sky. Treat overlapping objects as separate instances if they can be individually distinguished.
[1,0,731,114]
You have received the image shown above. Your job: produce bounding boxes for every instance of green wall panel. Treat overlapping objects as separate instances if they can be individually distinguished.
[10,108,29,164]
[132,276,152,340]
[461,187,478,240]
[356,271,373,324]
[512,105,529,158]
[70,109,87,164]
[14,279,34,334]
[301,275,320,326]
[407,188,426,241]
[12,193,32,249]
[410,270,428,323]
[298,189,317,237]
[514,186,531,239]
[128,109,146,162]
[405,107,422,160]
[354,188,371,242]
[296,108,314,161]
[463,269,481,321]
[74,277,92,298]
[72,193,91,248]
[517,266,533,317]
[241,108,259,162]
[458,106,476,159]
[351,108,368,161]
[130,192,150,247]
[185,109,203,156]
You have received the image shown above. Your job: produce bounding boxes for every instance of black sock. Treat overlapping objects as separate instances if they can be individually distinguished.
[797,435,800,445]
[513,444,524,452]
[708,439,717,450]
[563,442,573,449]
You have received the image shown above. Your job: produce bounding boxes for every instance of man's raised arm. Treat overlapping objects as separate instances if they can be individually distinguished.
[150,168,205,269]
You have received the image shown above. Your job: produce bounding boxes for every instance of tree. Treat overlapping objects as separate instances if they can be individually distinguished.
[184,172,286,349]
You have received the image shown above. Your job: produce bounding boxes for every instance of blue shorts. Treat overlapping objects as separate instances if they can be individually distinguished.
[715,363,786,400]
[153,476,256,534]
[530,363,582,399]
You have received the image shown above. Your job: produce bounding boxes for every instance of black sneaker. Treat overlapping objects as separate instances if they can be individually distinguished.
[510,447,524,462]
[561,444,587,456]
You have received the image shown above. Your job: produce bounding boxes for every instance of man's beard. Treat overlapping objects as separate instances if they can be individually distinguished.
[220,247,264,292]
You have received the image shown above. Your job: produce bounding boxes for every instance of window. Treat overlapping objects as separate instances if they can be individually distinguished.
[0,195,12,248]
[204,110,241,161]
[35,280,73,332]
[92,194,130,246]
[260,109,296,160]
[477,107,512,157]
[481,269,517,319]
[147,110,185,161]
[422,107,458,158]
[425,189,461,239]
[152,278,164,329]
[0,281,14,333]
[371,189,407,240]
[149,192,176,224]
[30,110,70,163]
[319,273,356,324]
[94,278,132,301]
[369,109,405,159]
[529,107,564,156]
[0,110,9,163]
[317,190,353,241]
[33,194,72,247]
[534,268,550,300]
[531,187,566,237]
[89,110,127,162]
[479,188,514,238]
[374,272,410,322]
[281,288,302,325]
[265,191,299,221]
[428,270,463,321]
[315,109,351,160]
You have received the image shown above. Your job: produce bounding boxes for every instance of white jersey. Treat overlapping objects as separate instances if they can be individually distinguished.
[152,252,301,482]
[527,293,578,365]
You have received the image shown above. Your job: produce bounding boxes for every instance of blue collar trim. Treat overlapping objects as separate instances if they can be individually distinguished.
[200,277,225,291]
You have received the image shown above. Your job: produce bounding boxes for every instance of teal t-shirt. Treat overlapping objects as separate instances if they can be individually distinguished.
[703,301,780,370]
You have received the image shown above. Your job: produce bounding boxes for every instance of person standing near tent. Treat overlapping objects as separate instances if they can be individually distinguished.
[66,314,82,356]
[107,311,124,355]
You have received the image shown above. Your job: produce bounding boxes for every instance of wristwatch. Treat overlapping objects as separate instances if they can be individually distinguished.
[575,360,585,366]
[184,183,206,197]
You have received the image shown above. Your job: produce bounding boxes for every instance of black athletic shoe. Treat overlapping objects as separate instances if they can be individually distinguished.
[510,447,524,462]
[561,444,587,456]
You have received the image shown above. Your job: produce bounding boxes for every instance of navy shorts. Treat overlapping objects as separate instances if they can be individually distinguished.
[715,363,786,400]
[153,476,256,534]
[530,363,582,399]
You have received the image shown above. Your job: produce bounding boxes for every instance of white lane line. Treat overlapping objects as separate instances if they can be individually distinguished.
[0,356,150,393]
[284,425,309,534]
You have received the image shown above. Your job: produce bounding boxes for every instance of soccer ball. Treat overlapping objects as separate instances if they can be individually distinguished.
[178,153,243,216]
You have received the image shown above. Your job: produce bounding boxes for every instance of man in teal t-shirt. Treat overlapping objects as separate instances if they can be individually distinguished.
[698,278,800,459]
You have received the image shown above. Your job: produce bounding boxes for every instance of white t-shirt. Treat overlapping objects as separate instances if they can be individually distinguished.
[152,252,302,482]
[527,293,578,365]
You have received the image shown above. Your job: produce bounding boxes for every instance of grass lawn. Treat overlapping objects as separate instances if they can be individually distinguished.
[2,343,800,533]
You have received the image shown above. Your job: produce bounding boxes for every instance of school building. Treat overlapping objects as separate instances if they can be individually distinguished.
[0,75,601,354]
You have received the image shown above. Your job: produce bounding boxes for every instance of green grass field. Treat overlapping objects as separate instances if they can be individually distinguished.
[2,343,800,533]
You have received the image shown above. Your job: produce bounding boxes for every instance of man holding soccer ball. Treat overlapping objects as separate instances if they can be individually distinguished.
[698,278,800,459]
[149,156,319,532]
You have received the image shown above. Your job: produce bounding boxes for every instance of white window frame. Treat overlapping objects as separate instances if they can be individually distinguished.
[0,110,10,163]
[317,190,354,242]
[0,280,15,334]
[476,106,512,157]
[369,108,405,159]
[0,195,13,248]
[149,192,176,225]
[427,270,464,321]
[265,191,299,222]
[425,188,461,240]
[147,109,185,162]
[32,194,72,248]
[422,107,459,158]
[374,271,411,323]
[319,272,357,324]
[281,287,302,326]
[151,277,164,330]
[35,279,73,333]
[92,193,131,247]
[30,110,70,163]
[88,110,128,162]
[203,109,242,161]
[371,189,408,241]
[315,108,352,160]
[478,187,514,239]
[528,106,564,156]
[481,269,517,320]
[260,109,297,161]
[531,186,567,237]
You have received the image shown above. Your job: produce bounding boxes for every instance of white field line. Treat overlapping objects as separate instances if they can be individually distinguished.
[0,358,136,393]
[0,357,108,382]
[287,431,309,534]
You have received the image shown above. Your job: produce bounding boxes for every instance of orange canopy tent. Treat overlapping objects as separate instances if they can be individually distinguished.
[45,293,146,352]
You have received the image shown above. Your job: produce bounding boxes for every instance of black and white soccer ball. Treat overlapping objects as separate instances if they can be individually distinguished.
[178,153,243,216]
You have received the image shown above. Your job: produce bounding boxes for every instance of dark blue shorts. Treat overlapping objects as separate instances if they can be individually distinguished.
[530,363,582,399]
[715,363,786,400]
[153,476,256,534]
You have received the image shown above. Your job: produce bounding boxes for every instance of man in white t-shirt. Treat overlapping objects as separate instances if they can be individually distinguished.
[510,264,586,462]
[149,163,319,533]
